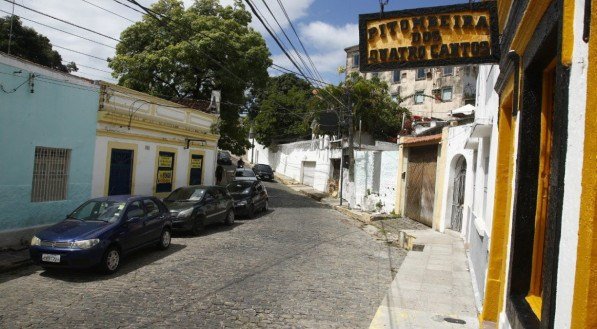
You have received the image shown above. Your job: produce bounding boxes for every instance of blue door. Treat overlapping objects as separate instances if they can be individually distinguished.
[108,149,133,196]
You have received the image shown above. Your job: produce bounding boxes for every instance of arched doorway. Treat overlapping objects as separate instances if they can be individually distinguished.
[450,156,467,232]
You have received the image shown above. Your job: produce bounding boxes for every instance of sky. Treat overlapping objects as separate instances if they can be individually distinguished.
[0,0,465,84]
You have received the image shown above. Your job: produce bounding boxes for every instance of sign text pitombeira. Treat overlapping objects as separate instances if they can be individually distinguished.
[358,2,500,72]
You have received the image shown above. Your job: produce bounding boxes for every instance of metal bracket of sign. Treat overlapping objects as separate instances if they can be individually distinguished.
[359,1,500,72]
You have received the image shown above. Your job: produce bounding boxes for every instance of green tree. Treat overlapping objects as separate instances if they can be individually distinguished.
[313,72,407,142]
[251,73,316,147]
[109,0,271,155]
[0,16,69,72]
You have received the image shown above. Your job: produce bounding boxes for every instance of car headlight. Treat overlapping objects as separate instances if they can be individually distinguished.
[31,236,41,246]
[236,200,247,206]
[71,239,100,250]
[177,208,193,218]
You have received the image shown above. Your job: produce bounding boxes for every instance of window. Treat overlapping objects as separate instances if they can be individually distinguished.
[442,87,453,101]
[416,68,426,80]
[31,147,71,202]
[441,87,453,101]
[393,70,401,83]
[143,199,160,217]
[125,201,145,220]
[352,53,359,67]
[414,91,425,104]
[391,94,398,103]
[443,66,453,76]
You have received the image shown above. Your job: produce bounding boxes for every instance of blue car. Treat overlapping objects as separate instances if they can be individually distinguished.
[29,195,173,274]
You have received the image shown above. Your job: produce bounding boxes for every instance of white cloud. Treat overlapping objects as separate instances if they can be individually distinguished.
[220,0,313,33]
[299,21,358,51]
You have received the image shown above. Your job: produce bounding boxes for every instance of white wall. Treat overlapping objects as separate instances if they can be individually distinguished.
[92,135,216,197]
[353,150,398,213]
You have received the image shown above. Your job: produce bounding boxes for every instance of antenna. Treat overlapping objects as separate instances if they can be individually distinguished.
[379,0,389,15]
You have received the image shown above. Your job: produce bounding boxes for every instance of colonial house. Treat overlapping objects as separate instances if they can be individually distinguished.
[0,53,100,248]
[91,82,220,199]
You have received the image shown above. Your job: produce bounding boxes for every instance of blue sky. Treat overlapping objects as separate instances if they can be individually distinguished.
[0,0,464,84]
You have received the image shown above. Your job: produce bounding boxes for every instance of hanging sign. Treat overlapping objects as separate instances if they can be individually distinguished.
[359,2,499,72]
[191,158,202,169]
[158,155,173,168]
[157,170,173,184]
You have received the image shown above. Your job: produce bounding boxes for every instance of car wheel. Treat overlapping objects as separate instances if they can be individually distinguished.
[100,246,121,275]
[262,200,269,213]
[157,228,171,250]
[247,204,255,219]
[225,210,235,226]
[191,217,204,236]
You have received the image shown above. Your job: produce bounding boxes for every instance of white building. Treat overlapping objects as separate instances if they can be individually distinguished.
[92,82,220,198]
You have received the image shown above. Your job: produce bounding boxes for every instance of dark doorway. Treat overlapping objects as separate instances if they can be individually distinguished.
[108,149,134,196]
[189,154,204,185]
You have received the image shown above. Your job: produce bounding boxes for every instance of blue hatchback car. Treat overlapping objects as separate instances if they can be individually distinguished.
[29,195,173,274]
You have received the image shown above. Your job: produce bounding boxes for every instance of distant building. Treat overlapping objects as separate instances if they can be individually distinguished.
[344,45,477,120]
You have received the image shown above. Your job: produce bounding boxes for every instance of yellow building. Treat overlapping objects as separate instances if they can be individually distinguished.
[481,0,596,328]
[91,82,220,199]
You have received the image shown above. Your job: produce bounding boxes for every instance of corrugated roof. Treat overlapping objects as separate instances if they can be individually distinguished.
[401,133,442,146]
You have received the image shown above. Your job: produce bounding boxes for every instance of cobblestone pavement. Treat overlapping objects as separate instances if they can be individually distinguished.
[0,181,406,328]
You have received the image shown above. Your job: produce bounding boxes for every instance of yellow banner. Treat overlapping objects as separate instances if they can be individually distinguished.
[158,155,173,168]
[157,170,173,184]
[191,158,202,169]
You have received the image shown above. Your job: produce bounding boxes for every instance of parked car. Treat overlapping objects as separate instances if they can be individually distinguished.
[29,196,172,274]
[217,150,232,166]
[252,164,275,181]
[234,168,258,181]
[163,186,235,235]
[227,180,269,218]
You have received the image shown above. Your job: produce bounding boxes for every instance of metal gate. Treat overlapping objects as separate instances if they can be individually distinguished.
[451,161,467,232]
[301,161,316,187]
[405,145,438,226]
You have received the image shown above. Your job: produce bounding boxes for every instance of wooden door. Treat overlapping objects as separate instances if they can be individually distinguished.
[405,145,438,226]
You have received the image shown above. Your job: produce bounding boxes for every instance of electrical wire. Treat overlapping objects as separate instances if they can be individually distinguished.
[61,61,112,74]
[52,44,108,62]
[0,9,117,49]
[112,0,146,16]
[275,0,326,85]
[0,75,30,93]
[2,0,121,42]
[80,0,135,23]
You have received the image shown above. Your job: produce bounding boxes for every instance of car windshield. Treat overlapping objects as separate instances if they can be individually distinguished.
[69,201,126,223]
[227,182,253,194]
[165,187,206,201]
[236,169,255,177]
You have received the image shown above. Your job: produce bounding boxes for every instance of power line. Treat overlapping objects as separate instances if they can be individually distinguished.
[275,0,326,84]
[0,9,117,49]
[62,61,112,74]
[52,44,107,62]
[80,0,135,23]
[112,0,146,16]
[257,0,317,84]
[2,0,121,42]
[271,64,330,85]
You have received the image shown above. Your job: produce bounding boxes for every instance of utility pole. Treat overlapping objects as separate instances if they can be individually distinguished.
[7,0,15,55]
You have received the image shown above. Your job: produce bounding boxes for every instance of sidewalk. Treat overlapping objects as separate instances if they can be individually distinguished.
[369,230,479,329]
[272,171,479,328]
[0,247,31,273]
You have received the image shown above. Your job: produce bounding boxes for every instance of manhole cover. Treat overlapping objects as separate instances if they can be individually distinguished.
[412,244,425,251]
[444,317,466,324]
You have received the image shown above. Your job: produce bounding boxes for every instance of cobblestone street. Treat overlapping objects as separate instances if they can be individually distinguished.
[0,181,406,328]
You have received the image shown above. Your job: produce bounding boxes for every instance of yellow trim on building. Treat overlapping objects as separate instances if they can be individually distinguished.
[571,6,597,328]
[510,0,553,55]
[561,0,575,66]
[97,112,219,142]
[153,146,178,198]
[481,77,515,323]
[96,130,216,150]
[187,149,206,186]
[104,141,138,196]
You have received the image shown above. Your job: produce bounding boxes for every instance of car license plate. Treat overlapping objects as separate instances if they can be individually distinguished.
[42,254,61,263]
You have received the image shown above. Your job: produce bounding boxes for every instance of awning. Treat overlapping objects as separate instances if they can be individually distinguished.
[450,104,475,117]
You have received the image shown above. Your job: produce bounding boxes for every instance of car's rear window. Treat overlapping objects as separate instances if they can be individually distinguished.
[236,170,255,177]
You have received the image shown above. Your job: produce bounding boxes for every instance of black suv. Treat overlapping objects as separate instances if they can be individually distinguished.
[252,164,274,181]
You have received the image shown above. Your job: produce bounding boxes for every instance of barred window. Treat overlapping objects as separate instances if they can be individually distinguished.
[31,147,71,202]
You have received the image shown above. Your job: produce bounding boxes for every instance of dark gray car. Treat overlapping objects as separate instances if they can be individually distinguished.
[163,186,234,235]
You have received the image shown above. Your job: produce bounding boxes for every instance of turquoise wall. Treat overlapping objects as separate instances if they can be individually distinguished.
[0,61,99,231]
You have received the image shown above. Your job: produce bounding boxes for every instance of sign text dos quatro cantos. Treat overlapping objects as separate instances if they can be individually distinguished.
[358,2,500,71]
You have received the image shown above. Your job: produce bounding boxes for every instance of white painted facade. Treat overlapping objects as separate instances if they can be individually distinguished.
[91,83,219,198]
[248,137,399,213]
